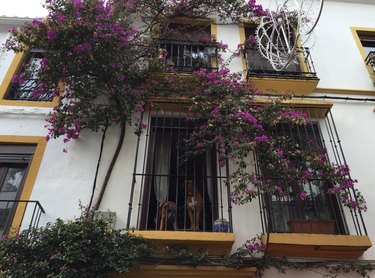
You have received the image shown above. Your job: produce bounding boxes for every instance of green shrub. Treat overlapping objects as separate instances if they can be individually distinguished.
[0,215,153,278]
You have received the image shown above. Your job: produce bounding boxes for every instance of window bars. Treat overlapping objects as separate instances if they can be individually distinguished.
[155,40,218,72]
[245,46,317,80]
[256,106,367,236]
[127,102,367,236]
[5,49,53,102]
[128,102,233,232]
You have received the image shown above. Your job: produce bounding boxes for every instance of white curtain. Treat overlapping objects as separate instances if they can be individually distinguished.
[153,130,171,205]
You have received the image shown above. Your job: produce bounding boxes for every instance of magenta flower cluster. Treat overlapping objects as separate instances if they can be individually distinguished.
[185,69,366,212]
[248,0,268,17]
[237,235,267,257]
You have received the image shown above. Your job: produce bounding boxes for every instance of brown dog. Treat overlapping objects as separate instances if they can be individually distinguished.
[159,201,177,231]
[185,180,203,230]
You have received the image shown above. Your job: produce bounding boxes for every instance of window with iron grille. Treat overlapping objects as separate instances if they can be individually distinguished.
[258,122,347,235]
[0,144,36,237]
[155,22,218,72]
[129,107,233,232]
[244,25,317,79]
[5,49,53,102]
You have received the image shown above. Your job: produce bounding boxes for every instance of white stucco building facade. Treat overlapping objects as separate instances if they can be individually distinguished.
[1,0,375,276]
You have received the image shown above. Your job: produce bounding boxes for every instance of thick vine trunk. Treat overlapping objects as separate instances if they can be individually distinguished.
[92,120,126,210]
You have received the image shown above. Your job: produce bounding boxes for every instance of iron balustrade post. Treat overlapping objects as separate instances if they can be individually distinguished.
[0,200,45,236]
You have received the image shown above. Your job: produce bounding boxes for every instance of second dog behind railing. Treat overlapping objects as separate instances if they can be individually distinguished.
[159,201,177,231]
[186,180,203,231]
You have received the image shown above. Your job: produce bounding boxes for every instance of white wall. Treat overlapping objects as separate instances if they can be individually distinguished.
[313,1,375,90]
[1,1,375,274]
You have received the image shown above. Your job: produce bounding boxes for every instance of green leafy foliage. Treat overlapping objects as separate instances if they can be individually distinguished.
[0,214,153,277]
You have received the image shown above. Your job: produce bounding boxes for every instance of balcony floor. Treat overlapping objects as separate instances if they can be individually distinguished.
[263,233,372,259]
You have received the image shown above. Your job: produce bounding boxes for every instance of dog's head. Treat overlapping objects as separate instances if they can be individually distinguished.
[185,180,195,196]
[161,201,177,211]
[165,202,177,210]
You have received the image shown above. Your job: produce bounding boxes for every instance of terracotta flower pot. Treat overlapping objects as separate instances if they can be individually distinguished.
[287,219,335,234]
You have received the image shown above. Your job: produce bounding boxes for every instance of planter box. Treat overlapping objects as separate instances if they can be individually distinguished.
[288,219,335,234]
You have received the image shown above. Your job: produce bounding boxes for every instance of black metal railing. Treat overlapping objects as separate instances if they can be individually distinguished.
[245,46,318,80]
[153,39,219,72]
[127,102,232,233]
[365,51,375,74]
[0,200,45,237]
[261,177,345,234]
[256,107,367,236]
[6,79,53,102]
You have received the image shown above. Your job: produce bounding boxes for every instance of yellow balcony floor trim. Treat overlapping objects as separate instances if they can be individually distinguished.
[250,76,320,96]
[132,230,235,256]
[263,233,372,259]
[109,265,257,278]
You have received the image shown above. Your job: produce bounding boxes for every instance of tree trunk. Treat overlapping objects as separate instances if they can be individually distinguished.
[92,120,126,210]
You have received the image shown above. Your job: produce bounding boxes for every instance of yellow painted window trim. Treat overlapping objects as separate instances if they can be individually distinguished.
[210,19,218,69]
[350,26,375,85]
[0,135,47,232]
[0,51,59,108]
[238,22,248,77]
[169,16,213,26]
[147,96,332,118]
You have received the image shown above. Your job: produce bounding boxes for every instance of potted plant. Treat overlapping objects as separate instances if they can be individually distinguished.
[288,212,335,234]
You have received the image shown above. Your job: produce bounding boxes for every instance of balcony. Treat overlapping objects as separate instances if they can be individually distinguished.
[150,39,218,81]
[5,78,54,102]
[127,103,234,255]
[245,46,319,95]
[256,107,371,259]
[0,199,45,237]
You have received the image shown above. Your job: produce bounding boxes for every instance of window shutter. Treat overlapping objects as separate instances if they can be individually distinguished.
[0,145,36,163]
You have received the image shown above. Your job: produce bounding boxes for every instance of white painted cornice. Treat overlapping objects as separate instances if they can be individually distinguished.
[0,16,31,26]
[0,106,51,118]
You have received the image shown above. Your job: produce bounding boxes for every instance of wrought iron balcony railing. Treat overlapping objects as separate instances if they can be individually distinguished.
[0,200,45,237]
[365,51,375,74]
[6,79,53,102]
[127,106,232,233]
[256,109,367,237]
[245,46,318,80]
[153,39,219,72]
[261,177,346,235]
